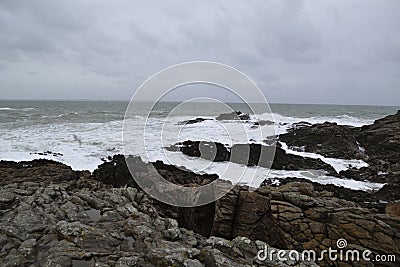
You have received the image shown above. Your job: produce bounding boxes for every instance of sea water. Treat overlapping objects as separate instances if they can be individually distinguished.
[0,100,398,190]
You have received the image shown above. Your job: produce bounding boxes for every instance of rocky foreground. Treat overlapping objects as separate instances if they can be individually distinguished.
[0,111,399,266]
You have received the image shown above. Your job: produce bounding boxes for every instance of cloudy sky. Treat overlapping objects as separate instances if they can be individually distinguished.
[0,0,399,105]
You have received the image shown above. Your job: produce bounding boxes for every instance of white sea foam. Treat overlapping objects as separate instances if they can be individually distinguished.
[0,107,34,111]
[279,142,369,173]
[0,110,383,191]
[263,113,375,136]
[159,151,384,191]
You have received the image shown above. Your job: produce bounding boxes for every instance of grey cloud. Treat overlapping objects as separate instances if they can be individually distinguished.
[0,0,399,105]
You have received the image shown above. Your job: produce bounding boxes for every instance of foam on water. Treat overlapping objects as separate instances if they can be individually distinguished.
[0,103,391,191]
[266,113,375,136]
[156,151,384,191]
[0,107,34,111]
[279,142,369,173]
[0,120,123,171]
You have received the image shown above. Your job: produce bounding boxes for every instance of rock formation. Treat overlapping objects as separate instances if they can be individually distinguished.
[167,141,337,175]
[0,159,319,266]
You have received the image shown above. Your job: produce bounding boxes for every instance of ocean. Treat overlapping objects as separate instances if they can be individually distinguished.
[0,100,398,190]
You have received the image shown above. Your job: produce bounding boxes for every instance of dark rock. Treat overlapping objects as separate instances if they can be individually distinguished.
[166,140,230,162]
[178,117,211,125]
[167,141,337,175]
[291,121,312,129]
[216,111,250,121]
[358,110,400,173]
[260,177,400,213]
[279,122,365,160]
[251,120,274,129]
[2,157,399,266]
[0,159,79,186]
[92,155,141,188]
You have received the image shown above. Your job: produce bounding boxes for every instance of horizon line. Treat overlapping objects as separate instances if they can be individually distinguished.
[0,98,399,107]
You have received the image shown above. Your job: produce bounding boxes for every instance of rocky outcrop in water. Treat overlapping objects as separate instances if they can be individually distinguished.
[167,141,337,175]
[279,111,400,184]
[216,111,250,121]
[357,110,400,174]
[178,118,211,125]
[279,122,364,160]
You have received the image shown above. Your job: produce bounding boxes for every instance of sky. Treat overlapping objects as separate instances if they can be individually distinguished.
[0,0,399,105]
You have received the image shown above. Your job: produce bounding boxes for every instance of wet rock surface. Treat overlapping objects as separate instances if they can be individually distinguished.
[216,111,250,121]
[178,118,212,125]
[279,111,400,183]
[279,122,364,160]
[167,141,337,175]
[177,111,273,129]
[357,110,400,173]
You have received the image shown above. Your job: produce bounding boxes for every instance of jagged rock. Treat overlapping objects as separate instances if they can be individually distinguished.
[279,122,365,160]
[0,159,80,186]
[261,177,400,213]
[358,110,400,173]
[2,157,400,266]
[167,141,337,175]
[92,154,218,188]
[178,117,211,125]
[278,111,400,183]
[216,111,250,121]
[167,140,230,162]
[257,181,400,266]
[0,173,276,266]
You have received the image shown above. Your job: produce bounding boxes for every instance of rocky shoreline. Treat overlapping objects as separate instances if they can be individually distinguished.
[0,111,399,266]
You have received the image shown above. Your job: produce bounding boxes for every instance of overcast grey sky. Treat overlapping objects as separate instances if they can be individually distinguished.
[0,0,399,105]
